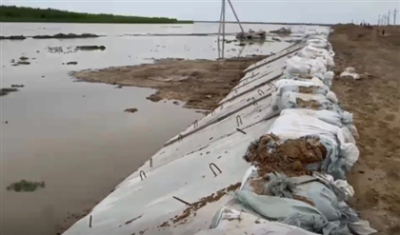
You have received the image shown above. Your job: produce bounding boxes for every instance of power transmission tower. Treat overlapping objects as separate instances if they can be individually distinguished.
[394,8,397,25]
[388,10,391,25]
[217,0,244,59]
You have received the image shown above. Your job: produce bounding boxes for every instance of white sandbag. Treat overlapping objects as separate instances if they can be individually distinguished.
[326,91,338,104]
[269,111,359,179]
[286,56,327,76]
[298,45,335,68]
[279,91,339,112]
[199,206,319,235]
[275,79,330,96]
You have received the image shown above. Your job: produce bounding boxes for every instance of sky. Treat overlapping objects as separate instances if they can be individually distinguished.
[2,0,400,24]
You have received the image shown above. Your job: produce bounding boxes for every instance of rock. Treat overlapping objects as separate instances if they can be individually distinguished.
[11,84,24,88]
[116,85,123,89]
[173,101,179,105]
[66,61,78,65]
[124,108,138,113]
[359,170,365,174]
[19,56,29,61]
[146,94,162,102]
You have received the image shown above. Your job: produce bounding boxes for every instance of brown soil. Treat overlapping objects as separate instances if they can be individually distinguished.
[295,98,321,109]
[329,24,400,234]
[298,86,314,94]
[72,56,266,110]
[244,134,326,177]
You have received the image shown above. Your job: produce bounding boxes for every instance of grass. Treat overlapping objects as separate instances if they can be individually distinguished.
[0,5,193,24]
[6,180,46,192]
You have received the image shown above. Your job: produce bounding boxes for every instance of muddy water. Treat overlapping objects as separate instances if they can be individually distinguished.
[0,23,296,235]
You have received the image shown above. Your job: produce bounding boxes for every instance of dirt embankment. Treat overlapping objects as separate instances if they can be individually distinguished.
[329,24,400,234]
[72,56,266,110]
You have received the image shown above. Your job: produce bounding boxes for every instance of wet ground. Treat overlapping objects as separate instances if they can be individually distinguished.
[0,22,321,235]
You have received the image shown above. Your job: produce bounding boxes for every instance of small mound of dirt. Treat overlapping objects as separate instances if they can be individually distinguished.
[244,134,326,177]
[296,98,321,109]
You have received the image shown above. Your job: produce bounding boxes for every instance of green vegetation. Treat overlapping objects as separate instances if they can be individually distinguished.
[6,180,46,192]
[0,6,193,24]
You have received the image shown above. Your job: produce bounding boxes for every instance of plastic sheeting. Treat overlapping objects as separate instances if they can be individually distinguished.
[340,67,360,80]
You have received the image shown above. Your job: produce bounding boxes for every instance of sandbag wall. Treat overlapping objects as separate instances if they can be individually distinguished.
[196,36,377,235]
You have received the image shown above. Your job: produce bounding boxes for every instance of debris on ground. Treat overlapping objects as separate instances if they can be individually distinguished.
[270,27,292,35]
[66,61,78,65]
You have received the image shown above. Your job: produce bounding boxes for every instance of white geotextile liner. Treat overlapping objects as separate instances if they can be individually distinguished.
[268,110,359,179]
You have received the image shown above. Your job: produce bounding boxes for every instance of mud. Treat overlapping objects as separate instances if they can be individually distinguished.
[159,182,241,227]
[295,98,321,109]
[72,56,267,110]
[244,134,326,177]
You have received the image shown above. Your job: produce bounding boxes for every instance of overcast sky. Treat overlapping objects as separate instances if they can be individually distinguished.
[2,0,400,24]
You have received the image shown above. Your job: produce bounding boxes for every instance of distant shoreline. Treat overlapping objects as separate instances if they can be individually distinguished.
[194,21,333,26]
[0,5,192,24]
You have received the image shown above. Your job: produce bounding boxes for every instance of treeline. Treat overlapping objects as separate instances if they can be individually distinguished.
[0,6,192,24]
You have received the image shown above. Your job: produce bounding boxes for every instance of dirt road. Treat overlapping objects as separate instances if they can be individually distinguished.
[72,56,266,110]
[329,24,400,234]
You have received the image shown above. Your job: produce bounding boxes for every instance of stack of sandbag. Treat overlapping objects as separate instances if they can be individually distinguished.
[196,35,375,235]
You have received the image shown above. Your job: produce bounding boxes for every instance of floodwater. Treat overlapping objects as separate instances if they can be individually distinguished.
[0,22,318,235]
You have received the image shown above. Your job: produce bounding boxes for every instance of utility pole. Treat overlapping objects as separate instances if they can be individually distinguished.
[388,10,391,25]
[221,0,226,59]
[394,8,397,25]
[378,14,380,25]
